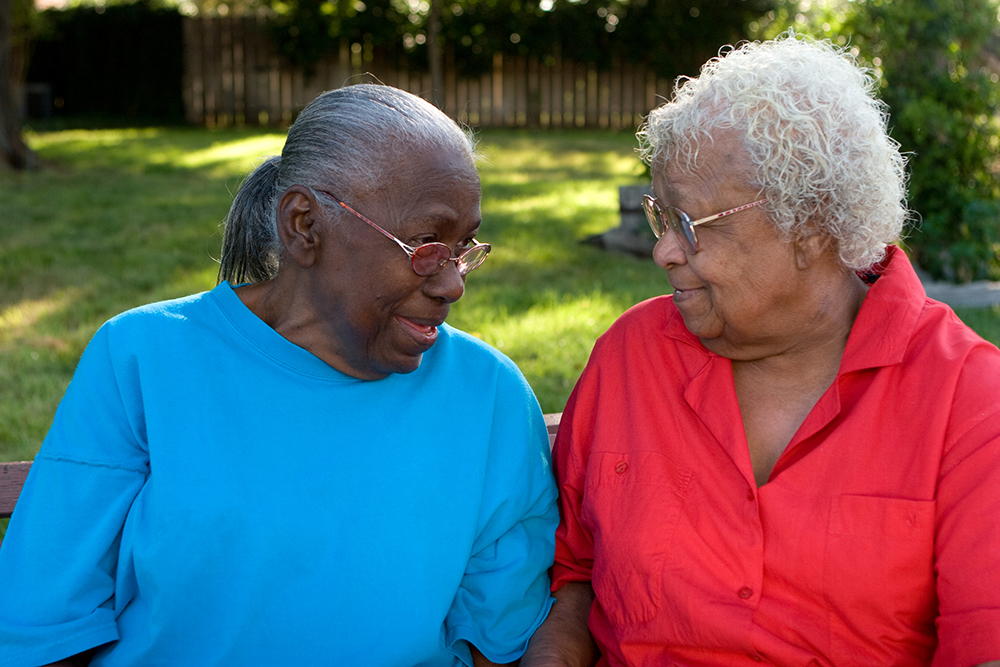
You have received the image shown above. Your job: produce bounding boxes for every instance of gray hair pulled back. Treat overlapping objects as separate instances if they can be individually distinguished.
[218,84,476,285]
[638,33,909,272]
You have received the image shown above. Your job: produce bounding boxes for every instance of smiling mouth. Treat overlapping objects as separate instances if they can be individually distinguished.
[671,286,701,302]
[396,316,442,344]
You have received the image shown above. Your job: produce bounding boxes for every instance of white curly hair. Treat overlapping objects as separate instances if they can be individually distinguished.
[637,32,909,272]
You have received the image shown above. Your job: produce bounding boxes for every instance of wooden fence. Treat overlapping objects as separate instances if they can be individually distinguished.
[182,16,674,129]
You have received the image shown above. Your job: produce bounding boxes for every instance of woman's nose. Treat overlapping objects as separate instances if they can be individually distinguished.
[652,228,689,268]
[426,261,466,303]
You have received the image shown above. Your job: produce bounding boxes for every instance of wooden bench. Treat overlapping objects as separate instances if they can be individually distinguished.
[1,461,32,521]
[0,413,564,525]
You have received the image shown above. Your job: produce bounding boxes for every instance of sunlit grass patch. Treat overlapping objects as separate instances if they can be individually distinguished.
[452,290,635,404]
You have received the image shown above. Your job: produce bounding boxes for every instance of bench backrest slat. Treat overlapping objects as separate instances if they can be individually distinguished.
[545,412,562,449]
[1,462,33,520]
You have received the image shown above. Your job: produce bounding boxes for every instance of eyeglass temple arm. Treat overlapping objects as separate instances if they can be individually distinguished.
[336,198,488,265]
[318,188,483,263]
[689,199,768,227]
[342,200,485,263]
[334,200,419,256]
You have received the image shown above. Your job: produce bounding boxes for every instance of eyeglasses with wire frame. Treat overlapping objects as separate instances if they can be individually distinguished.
[314,188,491,277]
[642,194,767,255]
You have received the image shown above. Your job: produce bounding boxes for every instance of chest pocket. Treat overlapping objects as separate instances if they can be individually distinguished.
[581,450,693,625]
[825,494,937,664]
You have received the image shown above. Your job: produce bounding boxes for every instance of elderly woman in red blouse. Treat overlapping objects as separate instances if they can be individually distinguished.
[522,34,1000,667]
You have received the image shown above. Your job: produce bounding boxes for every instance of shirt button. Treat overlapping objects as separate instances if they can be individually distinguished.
[751,656,762,662]
[615,461,628,474]
[746,489,755,501]
[738,587,753,599]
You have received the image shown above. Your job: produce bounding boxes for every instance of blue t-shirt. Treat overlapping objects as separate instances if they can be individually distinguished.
[0,283,557,667]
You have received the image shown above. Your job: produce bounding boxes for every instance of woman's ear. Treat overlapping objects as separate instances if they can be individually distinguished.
[276,185,322,269]
[793,232,834,271]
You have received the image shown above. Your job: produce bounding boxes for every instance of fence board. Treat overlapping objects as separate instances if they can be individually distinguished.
[182,17,202,124]
[182,17,670,129]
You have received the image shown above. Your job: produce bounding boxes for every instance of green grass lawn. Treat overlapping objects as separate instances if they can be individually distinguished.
[2,126,1000,467]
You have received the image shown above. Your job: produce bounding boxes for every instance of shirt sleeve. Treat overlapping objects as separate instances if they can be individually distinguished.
[0,322,149,667]
[933,350,1000,665]
[444,363,558,665]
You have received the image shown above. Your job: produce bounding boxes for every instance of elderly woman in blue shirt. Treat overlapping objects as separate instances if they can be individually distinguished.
[0,84,557,667]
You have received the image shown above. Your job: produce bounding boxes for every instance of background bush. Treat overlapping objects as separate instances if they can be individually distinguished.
[864,0,1000,283]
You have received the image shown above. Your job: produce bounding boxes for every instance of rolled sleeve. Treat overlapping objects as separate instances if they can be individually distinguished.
[446,500,558,663]
[446,369,558,665]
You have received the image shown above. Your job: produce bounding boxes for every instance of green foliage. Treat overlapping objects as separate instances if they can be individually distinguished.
[266,0,342,68]
[261,0,779,79]
[426,0,781,77]
[265,0,413,71]
[615,0,775,75]
[10,0,39,56]
[854,0,1000,282]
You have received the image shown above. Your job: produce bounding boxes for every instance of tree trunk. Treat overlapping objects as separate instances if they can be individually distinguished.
[427,0,443,109]
[0,0,35,171]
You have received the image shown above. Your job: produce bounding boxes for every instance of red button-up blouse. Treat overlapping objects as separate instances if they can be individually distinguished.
[552,247,1000,666]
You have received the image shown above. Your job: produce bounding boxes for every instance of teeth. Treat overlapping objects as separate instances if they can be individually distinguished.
[407,319,436,336]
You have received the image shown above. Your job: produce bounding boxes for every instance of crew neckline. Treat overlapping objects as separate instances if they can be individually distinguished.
[209,281,366,383]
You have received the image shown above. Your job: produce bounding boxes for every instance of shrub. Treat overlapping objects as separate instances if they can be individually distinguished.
[850,0,1000,282]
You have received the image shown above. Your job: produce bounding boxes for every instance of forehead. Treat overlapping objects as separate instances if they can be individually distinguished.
[657,128,754,201]
[387,141,478,190]
[362,141,481,227]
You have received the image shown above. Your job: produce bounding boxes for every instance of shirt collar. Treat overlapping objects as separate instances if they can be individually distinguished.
[839,245,926,373]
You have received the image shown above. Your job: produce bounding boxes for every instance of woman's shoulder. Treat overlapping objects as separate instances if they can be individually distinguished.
[438,323,521,372]
[599,294,683,344]
[434,324,538,395]
[620,294,677,323]
[105,288,217,327]
[87,288,227,361]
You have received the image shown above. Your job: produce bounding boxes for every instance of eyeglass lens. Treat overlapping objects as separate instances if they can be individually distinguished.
[642,196,698,254]
[411,243,490,277]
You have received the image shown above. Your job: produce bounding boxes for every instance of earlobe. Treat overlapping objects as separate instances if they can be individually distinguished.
[276,185,322,269]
